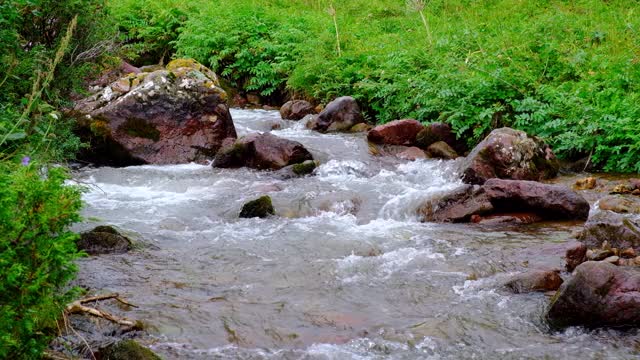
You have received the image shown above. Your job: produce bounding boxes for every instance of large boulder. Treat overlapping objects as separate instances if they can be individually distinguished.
[482,179,590,220]
[280,100,315,120]
[576,211,640,252]
[461,128,559,185]
[546,261,640,328]
[367,119,424,146]
[213,132,313,170]
[311,96,365,132]
[74,59,236,165]
[419,179,590,223]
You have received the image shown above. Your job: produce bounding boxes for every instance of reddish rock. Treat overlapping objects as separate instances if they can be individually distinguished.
[504,269,563,294]
[74,59,235,165]
[397,146,427,161]
[419,185,493,223]
[461,127,559,185]
[565,241,587,272]
[546,261,640,328]
[213,132,313,170]
[482,179,590,220]
[419,179,589,223]
[280,100,315,120]
[475,212,543,225]
[311,96,365,132]
[367,119,424,146]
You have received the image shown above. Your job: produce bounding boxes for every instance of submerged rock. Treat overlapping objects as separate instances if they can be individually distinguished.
[78,225,131,255]
[274,160,318,179]
[504,269,563,294]
[574,177,597,190]
[280,100,315,120]
[367,119,424,146]
[597,195,640,214]
[577,211,640,252]
[213,132,313,170]
[419,179,589,223]
[100,340,161,360]
[397,146,427,161]
[546,261,640,328]
[311,96,365,132]
[74,58,236,165]
[461,128,559,185]
[240,196,275,218]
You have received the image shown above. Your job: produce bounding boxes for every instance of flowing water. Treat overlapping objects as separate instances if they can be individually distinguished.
[73,109,640,359]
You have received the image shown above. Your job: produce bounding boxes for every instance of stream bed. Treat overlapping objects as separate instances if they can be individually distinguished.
[73,109,640,359]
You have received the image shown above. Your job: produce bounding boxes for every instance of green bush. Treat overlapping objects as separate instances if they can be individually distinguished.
[0,162,82,359]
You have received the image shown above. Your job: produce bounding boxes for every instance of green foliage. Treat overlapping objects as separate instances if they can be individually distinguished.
[111,0,640,172]
[0,162,83,359]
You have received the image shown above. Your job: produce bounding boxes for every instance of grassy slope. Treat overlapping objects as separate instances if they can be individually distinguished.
[111,0,640,172]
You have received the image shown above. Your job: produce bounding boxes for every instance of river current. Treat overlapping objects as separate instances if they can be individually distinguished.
[73,109,640,359]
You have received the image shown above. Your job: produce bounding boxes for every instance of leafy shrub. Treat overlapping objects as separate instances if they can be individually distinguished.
[112,0,640,172]
[0,162,82,359]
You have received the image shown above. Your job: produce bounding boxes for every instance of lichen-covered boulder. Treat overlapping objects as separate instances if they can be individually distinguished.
[100,340,162,360]
[546,261,640,328]
[280,100,315,120]
[504,269,563,294]
[461,128,559,185]
[311,96,365,132]
[577,211,640,252]
[74,59,236,165]
[78,225,131,255]
[367,119,424,146]
[213,132,313,170]
[240,196,275,218]
[274,160,318,179]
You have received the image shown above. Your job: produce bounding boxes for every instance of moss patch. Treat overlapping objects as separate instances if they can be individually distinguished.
[100,340,162,360]
[239,195,275,218]
[120,117,161,141]
[292,160,317,175]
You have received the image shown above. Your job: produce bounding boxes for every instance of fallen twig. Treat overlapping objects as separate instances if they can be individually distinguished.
[65,293,137,327]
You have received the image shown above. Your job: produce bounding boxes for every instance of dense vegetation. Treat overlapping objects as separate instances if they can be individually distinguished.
[0,0,639,355]
[111,0,640,172]
[0,0,110,357]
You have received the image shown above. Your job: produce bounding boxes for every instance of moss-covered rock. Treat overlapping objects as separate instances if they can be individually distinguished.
[292,160,317,176]
[240,196,275,218]
[78,225,132,255]
[426,141,458,160]
[100,340,162,360]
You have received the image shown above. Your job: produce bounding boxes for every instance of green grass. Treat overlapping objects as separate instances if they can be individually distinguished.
[112,0,640,172]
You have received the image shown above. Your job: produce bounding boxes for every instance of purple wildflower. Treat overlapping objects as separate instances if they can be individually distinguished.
[21,156,30,166]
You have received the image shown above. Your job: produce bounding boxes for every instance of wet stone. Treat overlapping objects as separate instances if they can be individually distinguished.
[239,196,275,218]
